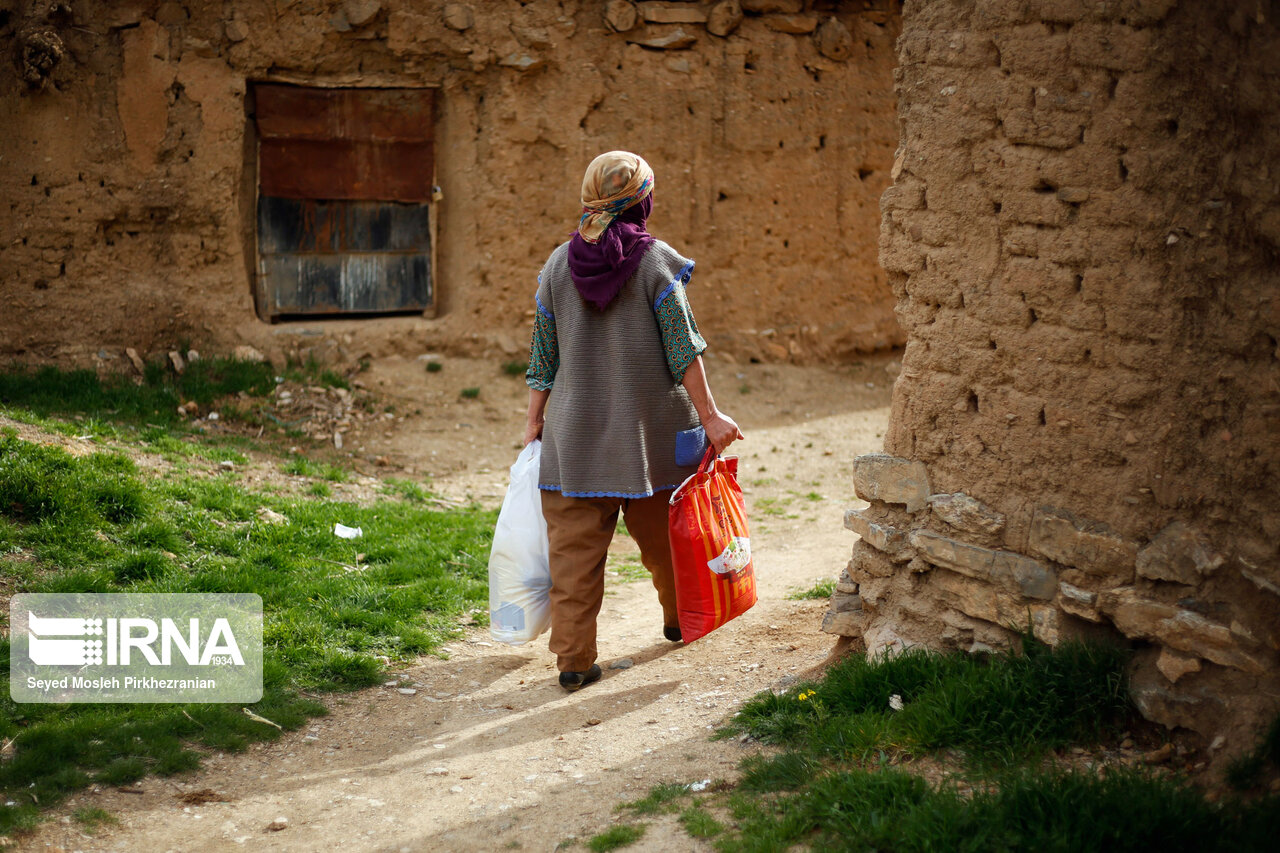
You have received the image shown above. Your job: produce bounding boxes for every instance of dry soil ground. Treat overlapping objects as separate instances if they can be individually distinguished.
[19,354,898,853]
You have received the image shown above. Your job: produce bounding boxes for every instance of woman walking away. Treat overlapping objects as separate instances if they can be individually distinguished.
[524,150,743,692]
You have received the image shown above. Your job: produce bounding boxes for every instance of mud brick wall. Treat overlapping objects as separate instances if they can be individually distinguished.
[0,0,902,369]
[824,0,1280,752]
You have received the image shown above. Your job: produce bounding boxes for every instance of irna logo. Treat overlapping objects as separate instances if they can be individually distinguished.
[27,611,245,667]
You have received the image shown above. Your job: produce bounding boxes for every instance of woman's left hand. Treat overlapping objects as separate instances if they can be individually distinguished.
[703,411,744,454]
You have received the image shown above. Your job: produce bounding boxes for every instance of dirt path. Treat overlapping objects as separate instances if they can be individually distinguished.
[21,357,895,853]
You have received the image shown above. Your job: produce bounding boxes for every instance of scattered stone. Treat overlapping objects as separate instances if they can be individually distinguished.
[186,349,200,363]
[706,1,743,37]
[821,608,866,636]
[344,0,382,27]
[427,767,449,776]
[585,718,602,727]
[843,508,910,557]
[449,785,464,794]
[207,412,220,421]
[219,460,236,470]
[638,2,708,24]
[255,507,288,525]
[1155,647,1201,684]
[1143,743,1174,765]
[741,0,801,12]
[1100,588,1265,674]
[374,455,390,467]
[224,19,249,42]
[397,688,418,696]
[443,3,474,31]
[1029,506,1137,577]
[233,345,267,363]
[608,658,634,670]
[168,350,186,374]
[928,492,1005,538]
[498,53,544,71]
[1057,187,1090,203]
[266,817,289,832]
[604,0,639,33]
[1136,521,1224,585]
[851,453,930,512]
[125,347,147,373]
[627,27,697,49]
[910,530,1057,599]
[766,14,817,34]
[511,24,553,49]
[1120,738,1135,749]
[815,16,853,61]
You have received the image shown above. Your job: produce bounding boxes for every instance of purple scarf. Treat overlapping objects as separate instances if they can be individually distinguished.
[567,195,655,311]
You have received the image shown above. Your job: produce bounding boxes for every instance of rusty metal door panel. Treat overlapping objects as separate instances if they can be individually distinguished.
[253,84,435,317]
[257,196,431,316]
[255,85,434,203]
[258,139,435,203]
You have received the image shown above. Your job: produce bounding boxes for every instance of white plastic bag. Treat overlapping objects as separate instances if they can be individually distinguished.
[487,440,552,645]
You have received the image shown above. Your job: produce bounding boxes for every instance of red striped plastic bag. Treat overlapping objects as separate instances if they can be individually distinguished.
[668,448,757,643]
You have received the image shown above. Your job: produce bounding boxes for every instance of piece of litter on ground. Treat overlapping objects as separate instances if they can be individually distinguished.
[433,743,447,749]
[889,694,904,711]
[333,523,363,539]
[688,779,712,792]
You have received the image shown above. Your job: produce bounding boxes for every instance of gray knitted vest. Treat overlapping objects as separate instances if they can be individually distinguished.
[535,239,701,497]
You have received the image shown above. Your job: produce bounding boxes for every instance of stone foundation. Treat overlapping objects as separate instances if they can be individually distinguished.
[824,0,1280,756]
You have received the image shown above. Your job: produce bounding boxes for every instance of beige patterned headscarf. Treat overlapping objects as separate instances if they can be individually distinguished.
[576,151,655,244]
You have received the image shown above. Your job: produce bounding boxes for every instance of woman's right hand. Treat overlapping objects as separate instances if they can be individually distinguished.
[523,419,544,447]
[703,411,744,455]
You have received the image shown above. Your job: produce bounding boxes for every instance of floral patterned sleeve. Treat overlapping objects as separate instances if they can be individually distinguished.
[655,280,707,383]
[525,294,558,391]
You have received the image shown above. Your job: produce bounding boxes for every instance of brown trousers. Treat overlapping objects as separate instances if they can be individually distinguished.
[540,489,679,672]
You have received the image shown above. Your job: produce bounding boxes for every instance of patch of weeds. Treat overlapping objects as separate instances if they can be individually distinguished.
[754,496,793,518]
[723,635,1131,761]
[460,387,481,400]
[739,383,750,394]
[502,361,528,377]
[749,478,776,487]
[804,491,822,502]
[0,432,496,833]
[320,463,348,483]
[71,806,117,833]
[282,457,321,478]
[426,361,443,373]
[680,805,724,838]
[307,482,332,498]
[786,578,835,601]
[718,766,1279,853]
[588,824,646,852]
[607,558,650,583]
[621,782,688,815]
[382,478,431,503]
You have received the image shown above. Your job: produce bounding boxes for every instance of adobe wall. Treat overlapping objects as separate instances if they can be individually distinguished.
[825,0,1280,753]
[0,0,903,369]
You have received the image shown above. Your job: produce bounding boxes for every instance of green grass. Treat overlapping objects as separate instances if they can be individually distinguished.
[71,806,117,833]
[786,578,835,600]
[680,805,724,838]
[502,361,528,377]
[620,782,688,815]
[0,357,277,428]
[460,387,481,399]
[723,637,1130,763]
[0,429,494,834]
[718,765,1279,853]
[607,558,650,583]
[587,824,646,851]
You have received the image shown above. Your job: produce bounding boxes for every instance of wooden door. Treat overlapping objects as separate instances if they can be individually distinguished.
[253,85,435,318]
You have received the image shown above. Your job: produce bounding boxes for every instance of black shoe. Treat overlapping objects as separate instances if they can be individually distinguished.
[558,664,602,692]
[664,625,683,643]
